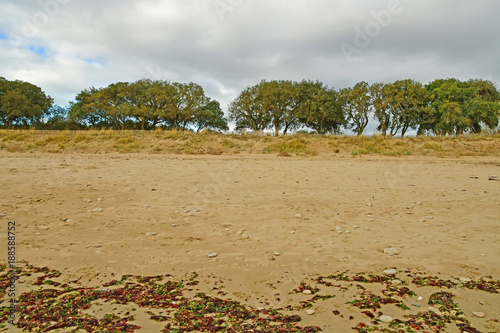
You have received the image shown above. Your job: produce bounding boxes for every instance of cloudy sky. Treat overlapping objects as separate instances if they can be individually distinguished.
[1,0,499,113]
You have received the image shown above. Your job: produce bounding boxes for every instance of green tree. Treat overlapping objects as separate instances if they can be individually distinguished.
[0,77,53,128]
[389,79,430,137]
[69,87,108,128]
[297,81,344,134]
[370,82,391,136]
[192,99,229,132]
[229,85,271,132]
[426,78,500,135]
[340,81,371,136]
[163,82,207,130]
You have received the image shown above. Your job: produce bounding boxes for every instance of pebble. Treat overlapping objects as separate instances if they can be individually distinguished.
[345,231,351,234]
[460,277,472,283]
[472,311,486,318]
[97,198,104,201]
[295,214,302,218]
[290,231,296,234]
[193,209,200,213]
[35,232,41,236]
[303,290,312,295]
[144,205,150,208]
[367,203,372,207]
[417,296,423,301]
[37,226,50,230]
[460,235,467,238]
[208,252,218,258]
[0,213,6,218]
[353,225,360,229]
[305,309,315,315]
[146,232,157,237]
[273,251,280,256]
[92,244,103,248]
[383,269,398,275]
[83,199,92,203]
[412,303,421,307]
[479,301,486,305]
[384,248,400,256]
[379,315,393,323]
[93,208,104,212]
[364,227,371,231]
[181,205,186,208]
[241,234,249,239]
[392,279,402,285]
[335,226,343,234]
[171,224,178,227]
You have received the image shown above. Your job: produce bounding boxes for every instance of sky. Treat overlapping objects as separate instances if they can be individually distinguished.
[1,0,499,125]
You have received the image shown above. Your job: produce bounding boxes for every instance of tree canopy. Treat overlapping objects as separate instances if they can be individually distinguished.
[0,77,53,128]
[1,76,499,136]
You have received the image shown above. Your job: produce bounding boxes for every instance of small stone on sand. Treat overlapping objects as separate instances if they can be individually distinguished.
[305,309,315,315]
[383,269,398,275]
[379,315,393,323]
[384,248,400,256]
[208,252,218,258]
[472,311,486,318]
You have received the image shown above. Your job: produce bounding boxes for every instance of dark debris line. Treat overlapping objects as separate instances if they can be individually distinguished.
[0,264,498,332]
[0,263,320,332]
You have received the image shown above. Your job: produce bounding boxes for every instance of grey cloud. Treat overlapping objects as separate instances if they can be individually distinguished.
[0,0,498,111]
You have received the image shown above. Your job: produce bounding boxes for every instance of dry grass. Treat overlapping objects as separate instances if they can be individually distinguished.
[0,130,499,157]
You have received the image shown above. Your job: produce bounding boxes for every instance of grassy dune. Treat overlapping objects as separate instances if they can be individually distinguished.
[0,129,499,157]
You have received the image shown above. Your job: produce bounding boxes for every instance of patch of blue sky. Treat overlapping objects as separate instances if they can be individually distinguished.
[83,58,100,65]
[0,33,8,40]
[29,45,49,57]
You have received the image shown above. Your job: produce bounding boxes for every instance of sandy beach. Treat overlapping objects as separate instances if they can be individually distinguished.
[1,152,499,332]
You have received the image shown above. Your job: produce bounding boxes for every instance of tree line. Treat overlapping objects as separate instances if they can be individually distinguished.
[1,76,499,136]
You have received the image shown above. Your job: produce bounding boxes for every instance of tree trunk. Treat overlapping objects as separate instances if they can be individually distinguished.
[275,123,280,137]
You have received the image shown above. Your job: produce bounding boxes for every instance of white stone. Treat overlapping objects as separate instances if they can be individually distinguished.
[383,269,398,275]
[37,225,49,230]
[335,226,343,234]
[295,214,302,218]
[306,309,315,315]
[472,311,486,318]
[93,208,104,212]
[208,252,218,258]
[303,290,312,295]
[146,232,157,237]
[384,248,400,255]
[460,277,472,283]
[379,315,393,323]
[273,251,280,256]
